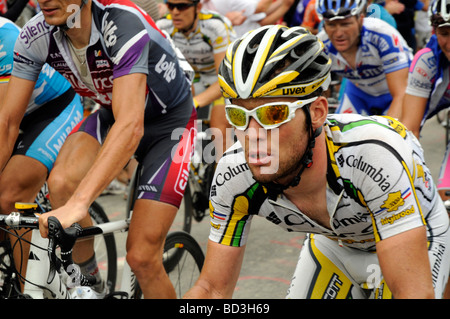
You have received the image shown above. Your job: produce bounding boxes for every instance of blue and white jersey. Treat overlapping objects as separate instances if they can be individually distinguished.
[0,17,71,115]
[318,18,412,97]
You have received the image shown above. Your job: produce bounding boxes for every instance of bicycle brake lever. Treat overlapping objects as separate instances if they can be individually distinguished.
[47,216,62,284]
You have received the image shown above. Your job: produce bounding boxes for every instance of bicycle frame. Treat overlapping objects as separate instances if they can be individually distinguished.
[1,211,134,299]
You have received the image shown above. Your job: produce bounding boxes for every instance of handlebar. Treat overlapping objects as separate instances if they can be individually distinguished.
[0,210,98,288]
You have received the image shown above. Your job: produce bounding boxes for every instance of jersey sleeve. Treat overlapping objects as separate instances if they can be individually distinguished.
[101,8,151,79]
[365,18,411,74]
[208,144,255,247]
[405,48,436,98]
[340,118,429,241]
[11,15,49,82]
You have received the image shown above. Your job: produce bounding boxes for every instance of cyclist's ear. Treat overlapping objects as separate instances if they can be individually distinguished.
[309,96,328,130]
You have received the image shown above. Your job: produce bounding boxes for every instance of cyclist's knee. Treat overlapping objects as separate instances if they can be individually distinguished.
[47,170,79,201]
[126,242,164,277]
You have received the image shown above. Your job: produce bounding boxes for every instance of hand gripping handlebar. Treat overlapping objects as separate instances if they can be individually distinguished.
[47,216,97,287]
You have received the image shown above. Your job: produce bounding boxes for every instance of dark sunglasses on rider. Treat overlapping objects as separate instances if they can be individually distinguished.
[166,2,196,11]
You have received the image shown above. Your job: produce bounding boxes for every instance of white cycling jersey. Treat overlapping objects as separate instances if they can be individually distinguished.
[209,114,448,252]
[156,10,235,88]
[318,18,412,97]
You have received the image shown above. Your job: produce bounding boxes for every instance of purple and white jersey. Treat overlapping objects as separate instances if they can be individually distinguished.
[12,0,192,115]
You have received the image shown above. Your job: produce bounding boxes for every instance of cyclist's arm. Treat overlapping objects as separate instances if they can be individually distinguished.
[385,67,408,119]
[194,51,226,108]
[39,73,146,235]
[259,0,295,26]
[0,76,35,172]
[400,93,428,138]
[68,72,146,211]
[255,0,273,13]
[184,240,246,298]
[376,226,435,298]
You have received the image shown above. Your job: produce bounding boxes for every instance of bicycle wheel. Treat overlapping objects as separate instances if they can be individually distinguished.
[132,231,204,299]
[164,231,204,298]
[87,201,117,294]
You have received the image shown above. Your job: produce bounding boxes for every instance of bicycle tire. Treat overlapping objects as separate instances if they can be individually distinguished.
[88,201,118,294]
[132,231,204,299]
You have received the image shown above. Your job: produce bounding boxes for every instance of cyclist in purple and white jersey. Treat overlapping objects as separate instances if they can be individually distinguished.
[5,0,196,298]
[316,0,412,118]
[0,16,83,284]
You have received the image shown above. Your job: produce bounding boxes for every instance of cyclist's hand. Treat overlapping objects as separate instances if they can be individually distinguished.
[38,203,88,238]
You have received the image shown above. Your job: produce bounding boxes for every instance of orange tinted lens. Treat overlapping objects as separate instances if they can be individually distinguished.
[256,104,289,125]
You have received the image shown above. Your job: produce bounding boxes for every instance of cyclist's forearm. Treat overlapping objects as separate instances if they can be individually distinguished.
[68,74,146,209]
[0,78,33,172]
[194,82,222,108]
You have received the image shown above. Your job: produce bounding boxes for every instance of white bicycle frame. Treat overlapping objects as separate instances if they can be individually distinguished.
[22,218,135,299]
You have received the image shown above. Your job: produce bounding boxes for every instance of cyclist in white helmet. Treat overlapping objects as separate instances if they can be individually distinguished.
[316,0,412,118]
[184,25,450,299]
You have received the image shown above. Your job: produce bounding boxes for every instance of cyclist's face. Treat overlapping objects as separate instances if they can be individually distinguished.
[436,26,450,61]
[38,0,83,26]
[232,97,312,184]
[324,16,362,54]
[166,0,198,32]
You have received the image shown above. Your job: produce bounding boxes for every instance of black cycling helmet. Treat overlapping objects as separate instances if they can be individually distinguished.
[316,0,367,20]
[430,0,450,28]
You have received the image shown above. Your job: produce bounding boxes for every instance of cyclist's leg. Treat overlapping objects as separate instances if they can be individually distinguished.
[0,90,83,286]
[286,234,373,299]
[126,100,196,298]
[336,81,391,116]
[47,108,112,290]
[335,80,368,115]
[127,199,179,298]
[0,155,47,285]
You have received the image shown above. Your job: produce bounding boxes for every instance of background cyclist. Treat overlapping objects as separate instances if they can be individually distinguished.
[316,0,412,118]
[6,0,195,298]
[0,17,84,288]
[184,25,450,299]
[400,0,450,297]
[157,0,235,162]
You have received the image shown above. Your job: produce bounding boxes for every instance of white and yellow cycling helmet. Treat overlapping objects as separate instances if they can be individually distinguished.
[218,25,331,100]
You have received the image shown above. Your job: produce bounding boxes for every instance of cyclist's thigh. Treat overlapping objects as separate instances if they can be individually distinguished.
[50,107,113,183]
[286,234,369,299]
[336,81,391,115]
[0,155,47,211]
[134,100,196,209]
[13,90,84,172]
[437,142,450,192]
